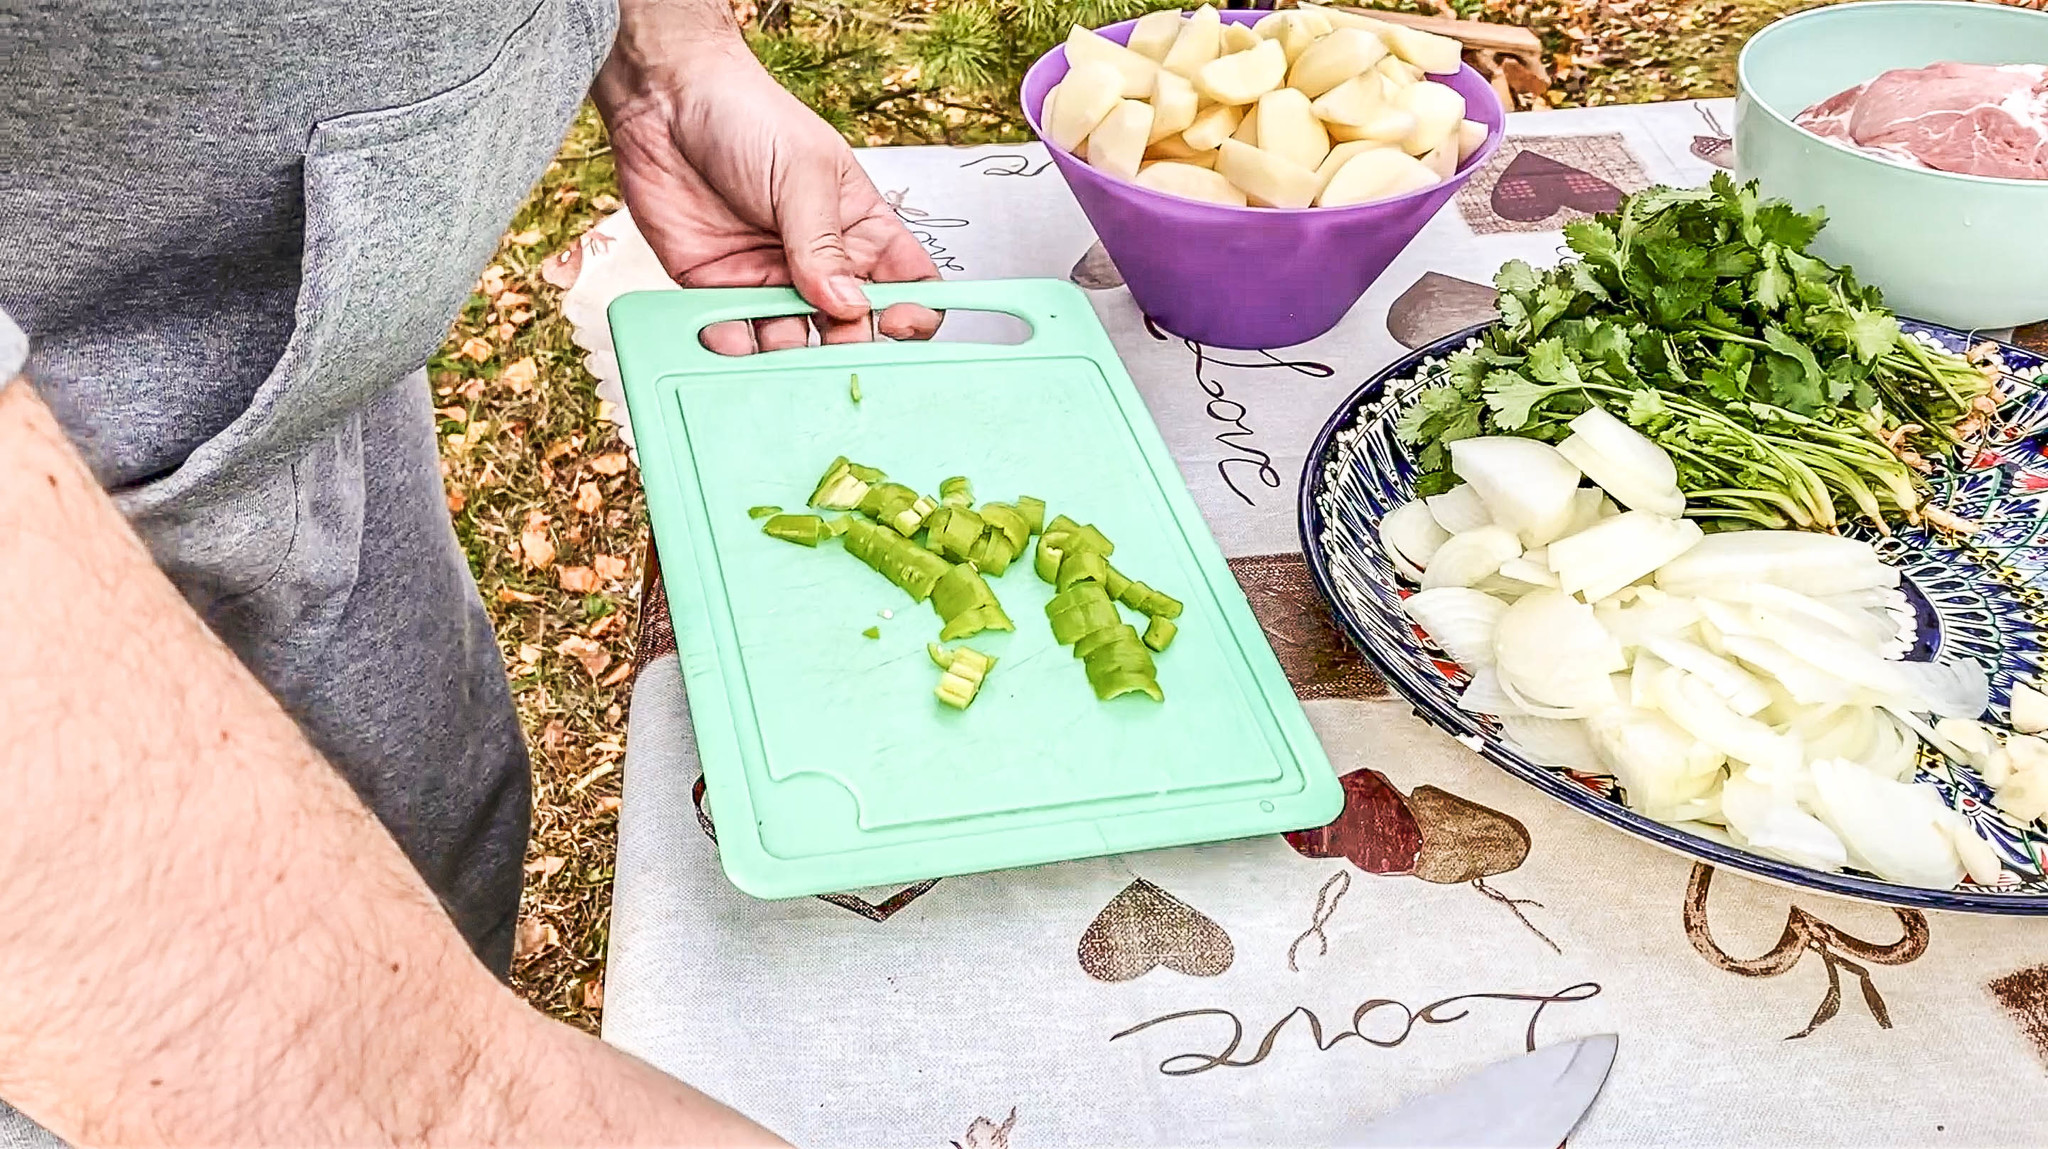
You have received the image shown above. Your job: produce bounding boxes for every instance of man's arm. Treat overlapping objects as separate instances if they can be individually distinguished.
[0,379,782,1144]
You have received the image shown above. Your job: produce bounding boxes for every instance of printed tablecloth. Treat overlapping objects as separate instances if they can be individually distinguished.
[558,99,2048,1146]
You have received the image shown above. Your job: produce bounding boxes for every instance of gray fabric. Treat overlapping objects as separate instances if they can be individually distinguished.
[0,0,613,1138]
[0,309,21,387]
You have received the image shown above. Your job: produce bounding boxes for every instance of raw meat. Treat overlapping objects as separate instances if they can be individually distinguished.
[1794,62,2048,180]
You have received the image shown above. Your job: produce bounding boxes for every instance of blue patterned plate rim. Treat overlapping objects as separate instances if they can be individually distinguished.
[1298,319,2048,915]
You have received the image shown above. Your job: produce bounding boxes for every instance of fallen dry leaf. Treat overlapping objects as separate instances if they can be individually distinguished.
[580,978,604,1011]
[571,761,616,794]
[435,405,468,423]
[598,795,622,814]
[492,322,517,343]
[506,307,535,326]
[514,917,560,961]
[541,718,568,750]
[554,186,582,206]
[517,643,543,664]
[544,438,580,462]
[587,611,622,638]
[500,356,539,394]
[496,587,542,604]
[598,662,634,689]
[592,193,622,211]
[460,377,486,401]
[574,481,603,515]
[592,553,629,582]
[479,266,509,297]
[555,635,611,677]
[557,565,599,593]
[520,511,556,570]
[524,854,568,878]
[458,337,494,362]
[495,291,530,310]
[508,228,545,246]
[446,490,467,514]
[589,452,630,476]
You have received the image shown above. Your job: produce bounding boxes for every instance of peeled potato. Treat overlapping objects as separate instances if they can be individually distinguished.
[1298,2,1396,37]
[1421,140,1457,180]
[1252,10,1288,36]
[1193,37,1286,105]
[1145,134,1219,167]
[1255,87,1330,171]
[1374,55,1422,88]
[1180,101,1244,150]
[1255,10,1321,63]
[1086,99,1155,181]
[1125,9,1186,62]
[1457,117,1489,162]
[1148,69,1200,143]
[1220,20,1260,54]
[1317,146,1438,206]
[1136,160,1249,205]
[1297,7,1334,35]
[1217,138,1321,208]
[1287,27,1390,99]
[1387,25,1464,75]
[1045,61,1125,151]
[1067,25,1161,97]
[1234,100,1263,144]
[1401,79,1466,157]
[1327,107,1415,144]
[1309,73,1384,127]
[1313,139,1389,195]
[1162,3,1222,78]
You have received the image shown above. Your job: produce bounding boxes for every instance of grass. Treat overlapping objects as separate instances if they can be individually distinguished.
[447,2,1821,1030]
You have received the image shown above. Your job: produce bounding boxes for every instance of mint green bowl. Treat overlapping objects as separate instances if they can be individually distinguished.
[1736,1,2048,330]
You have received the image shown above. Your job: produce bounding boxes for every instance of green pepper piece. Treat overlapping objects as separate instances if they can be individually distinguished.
[862,626,881,639]
[1143,615,1177,652]
[980,504,1031,553]
[1074,623,1142,661]
[1055,551,1110,592]
[762,513,828,546]
[933,643,995,709]
[1120,582,1184,619]
[1088,668,1165,703]
[966,531,1017,577]
[1070,524,1115,556]
[1047,514,1082,537]
[936,672,979,709]
[1046,583,1122,645]
[939,476,973,508]
[932,563,1002,620]
[928,642,955,669]
[1104,564,1132,600]
[747,505,781,520]
[845,518,950,601]
[850,372,862,403]
[825,515,852,539]
[809,457,880,511]
[934,507,984,560]
[1015,496,1046,536]
[1033,536,1065,585]
[939,604,1014,642]
[1083,639,1161,701]
[950,646,995,679]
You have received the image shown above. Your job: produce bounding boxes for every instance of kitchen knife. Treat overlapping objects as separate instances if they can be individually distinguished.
[1341,1033,1618,1148]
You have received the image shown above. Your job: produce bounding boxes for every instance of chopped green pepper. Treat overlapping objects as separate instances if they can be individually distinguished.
[1119,581,1184,619]
[1046,583,1122,644]
[1074,622,1142,660]
[980,504,1031,553]
[747,505,781,519]
[849,372,862,404]
[1033,535,1065,584]
[809,456,884,510]
[931,506,984,561]
[966,530,1018,576]
[762,513,828,546]
[928,642,955,669]
[1143,615,1178,652]
[934,644,996,709]
[825,515,852,538]
[1015,496,1046,537]
[1104,564,1132,600]
[1055,550,1110,592]
[859,482,936,536]
[931,565,1012,640]
[845,518,951,601]
[939,476,973,508]
[862,626,881,639]
[1079,628,1163,702]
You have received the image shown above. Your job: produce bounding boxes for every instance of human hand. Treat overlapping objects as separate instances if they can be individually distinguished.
[595,34,942,354]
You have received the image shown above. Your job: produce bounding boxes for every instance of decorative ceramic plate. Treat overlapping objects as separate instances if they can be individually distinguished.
[1301,319,2048,913]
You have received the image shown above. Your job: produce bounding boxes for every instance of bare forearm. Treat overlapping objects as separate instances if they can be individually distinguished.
[0,381,781,1146]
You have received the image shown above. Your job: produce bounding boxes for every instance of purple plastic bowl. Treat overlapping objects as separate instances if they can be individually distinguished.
[1022,11,1505,349]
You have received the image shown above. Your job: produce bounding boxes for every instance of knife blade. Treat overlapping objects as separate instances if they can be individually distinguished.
[1340,1034,1618,1149]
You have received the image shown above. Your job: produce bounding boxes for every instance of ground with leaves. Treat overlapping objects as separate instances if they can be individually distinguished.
[457,2,1825,1031]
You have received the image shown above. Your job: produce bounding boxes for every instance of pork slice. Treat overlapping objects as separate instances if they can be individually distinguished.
[1794,62,2048,180]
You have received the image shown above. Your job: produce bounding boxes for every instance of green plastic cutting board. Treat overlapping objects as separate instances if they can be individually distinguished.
[611,280,1341,898]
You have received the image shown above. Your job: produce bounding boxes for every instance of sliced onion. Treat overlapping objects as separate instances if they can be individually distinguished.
[1644,636,1772,717]
[1806,759,1963,887]
[1380,498,1450,581]
[1720,771,1849,871]
[1547,512,1704,603]
[1587,705,1723,819]
[1448,437,1583,548]
[1424,483,1492,534]
[1562,486,1610,537]
[1938,810,2005,884]
[1595,590,1703,652]
[1421,526,1522,590]
[1456,666,1521,716]
[1654,530,1898,598]
[1496,556,1561,588]
[1892,658,1991,720]
[1495,590,1627,711]
[1557,432,1686,518]
[1718,634,1862,707]
[1651,667,1804,775]
[1560,406,1684,511]
[1402,586,1508,668]
[1499,715,1604,772]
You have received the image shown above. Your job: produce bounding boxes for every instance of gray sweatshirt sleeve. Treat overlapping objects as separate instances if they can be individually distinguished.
[0,307,24,388]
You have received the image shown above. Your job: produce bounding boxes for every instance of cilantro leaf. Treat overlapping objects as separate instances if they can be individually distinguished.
[1483,374,1558,430]
[1494,259,1542,296]
[1525,338,1583,387]
[1563,218,1623,271]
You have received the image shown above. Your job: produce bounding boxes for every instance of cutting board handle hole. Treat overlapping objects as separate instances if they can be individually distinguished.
[694,309,1034,355]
